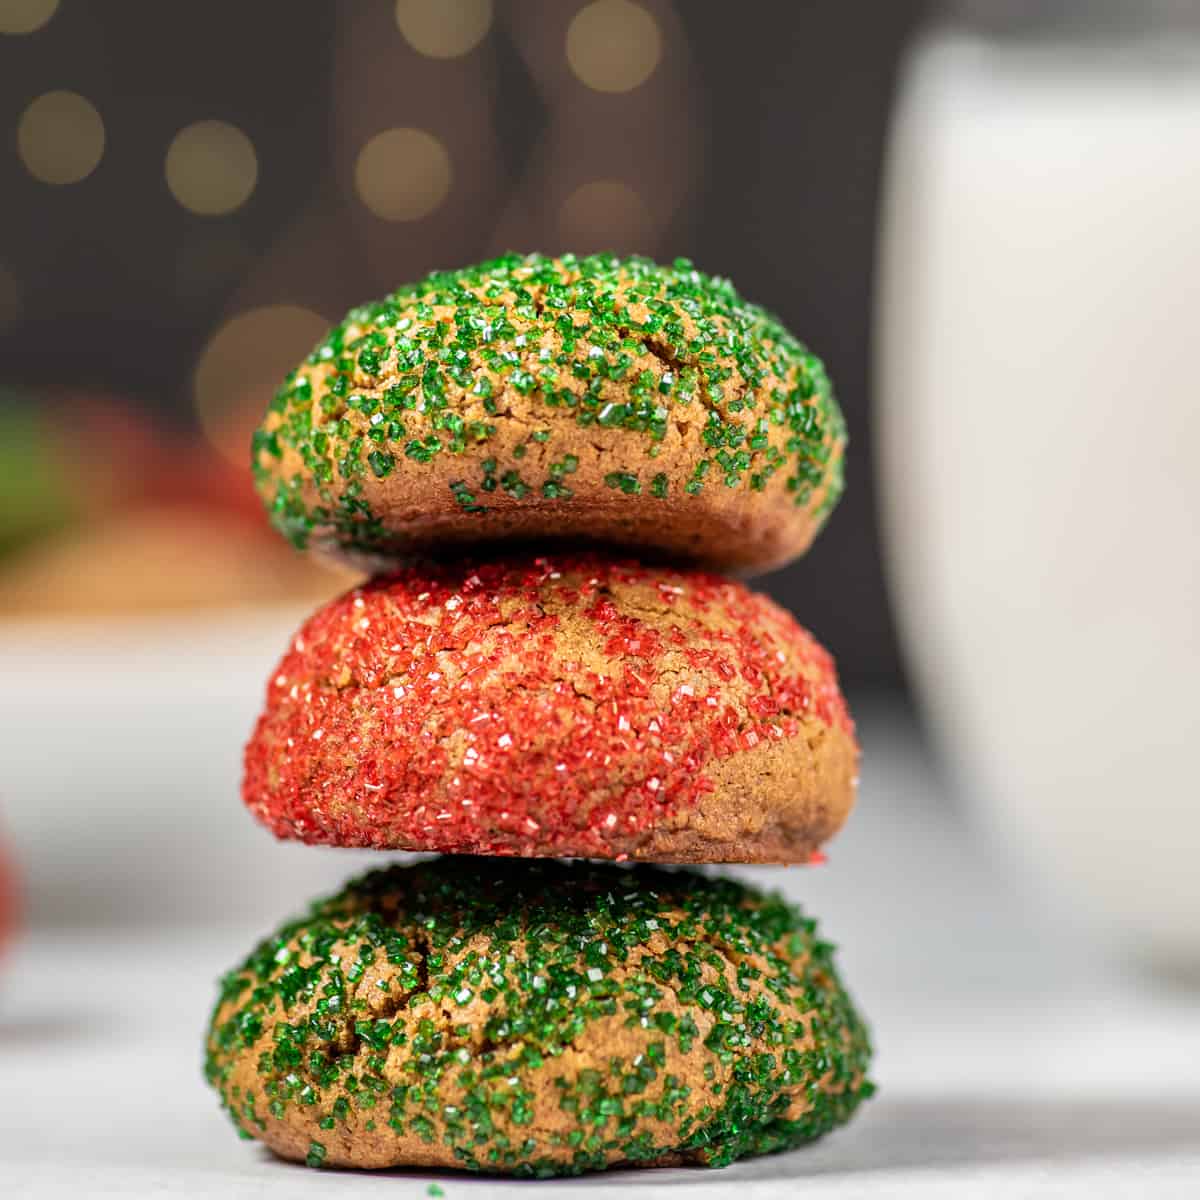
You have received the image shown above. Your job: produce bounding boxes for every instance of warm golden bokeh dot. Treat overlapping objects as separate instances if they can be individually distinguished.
[354,127,452,221]
[166,120,258,216]
[566,0,661,93]
[194,305,329,466]
[394,0,492,58]
[0,0,58,35]
[17,90,105,184]
[560,180,654,253]
[0,262,20,330]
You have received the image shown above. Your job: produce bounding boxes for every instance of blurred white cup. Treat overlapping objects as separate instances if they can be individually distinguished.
[876,30,1200,970]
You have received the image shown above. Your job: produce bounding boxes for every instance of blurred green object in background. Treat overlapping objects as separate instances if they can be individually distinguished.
[0,389,77,559]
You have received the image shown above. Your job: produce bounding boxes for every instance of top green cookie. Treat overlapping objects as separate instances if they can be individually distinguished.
[252,253,846,573]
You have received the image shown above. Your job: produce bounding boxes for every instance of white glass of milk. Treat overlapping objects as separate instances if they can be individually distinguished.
[875,10,1200,971]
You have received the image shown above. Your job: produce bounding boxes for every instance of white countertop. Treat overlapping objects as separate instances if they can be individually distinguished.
[2,696,1199,1198]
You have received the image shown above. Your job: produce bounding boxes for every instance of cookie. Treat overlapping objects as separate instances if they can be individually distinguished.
[252,253,846,573]
[243,553,857,862]
[204,857,874,1175]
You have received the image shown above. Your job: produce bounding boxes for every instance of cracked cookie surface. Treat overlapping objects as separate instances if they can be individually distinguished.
[204,857,874,1175]
[251,253,846,574]
[242,553,857,862]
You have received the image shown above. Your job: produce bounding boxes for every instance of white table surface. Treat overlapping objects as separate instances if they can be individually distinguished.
[2,679,1199,1198]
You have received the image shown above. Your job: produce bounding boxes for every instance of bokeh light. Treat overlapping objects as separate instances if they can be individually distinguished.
[0,263,20,331]
[193,305,328,466]
[354,127,452,221]
[566,0,661,93]
[560,180,654,253]
[166,120,258,216]
[394,0,492,58]
[0,0,58,35]
[17,90,105,185]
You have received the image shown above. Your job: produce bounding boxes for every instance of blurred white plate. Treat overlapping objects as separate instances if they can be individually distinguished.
[0,608,383,927]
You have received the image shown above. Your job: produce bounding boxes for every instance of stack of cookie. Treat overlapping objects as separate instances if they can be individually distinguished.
[205,254,874,1177]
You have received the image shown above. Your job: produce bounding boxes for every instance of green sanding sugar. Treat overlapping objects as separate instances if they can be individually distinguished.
[251,253,847,555]
[204,857,873,1177]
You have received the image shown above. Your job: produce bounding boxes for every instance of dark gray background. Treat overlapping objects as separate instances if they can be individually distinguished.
[0,0,933,686]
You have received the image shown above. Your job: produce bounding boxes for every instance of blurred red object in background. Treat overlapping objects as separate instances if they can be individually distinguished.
[1,388,262,537]
[0,387,356,616]
[0,825,17,954]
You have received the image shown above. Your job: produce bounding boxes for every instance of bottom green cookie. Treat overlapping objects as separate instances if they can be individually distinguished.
[204,857,873,1176]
